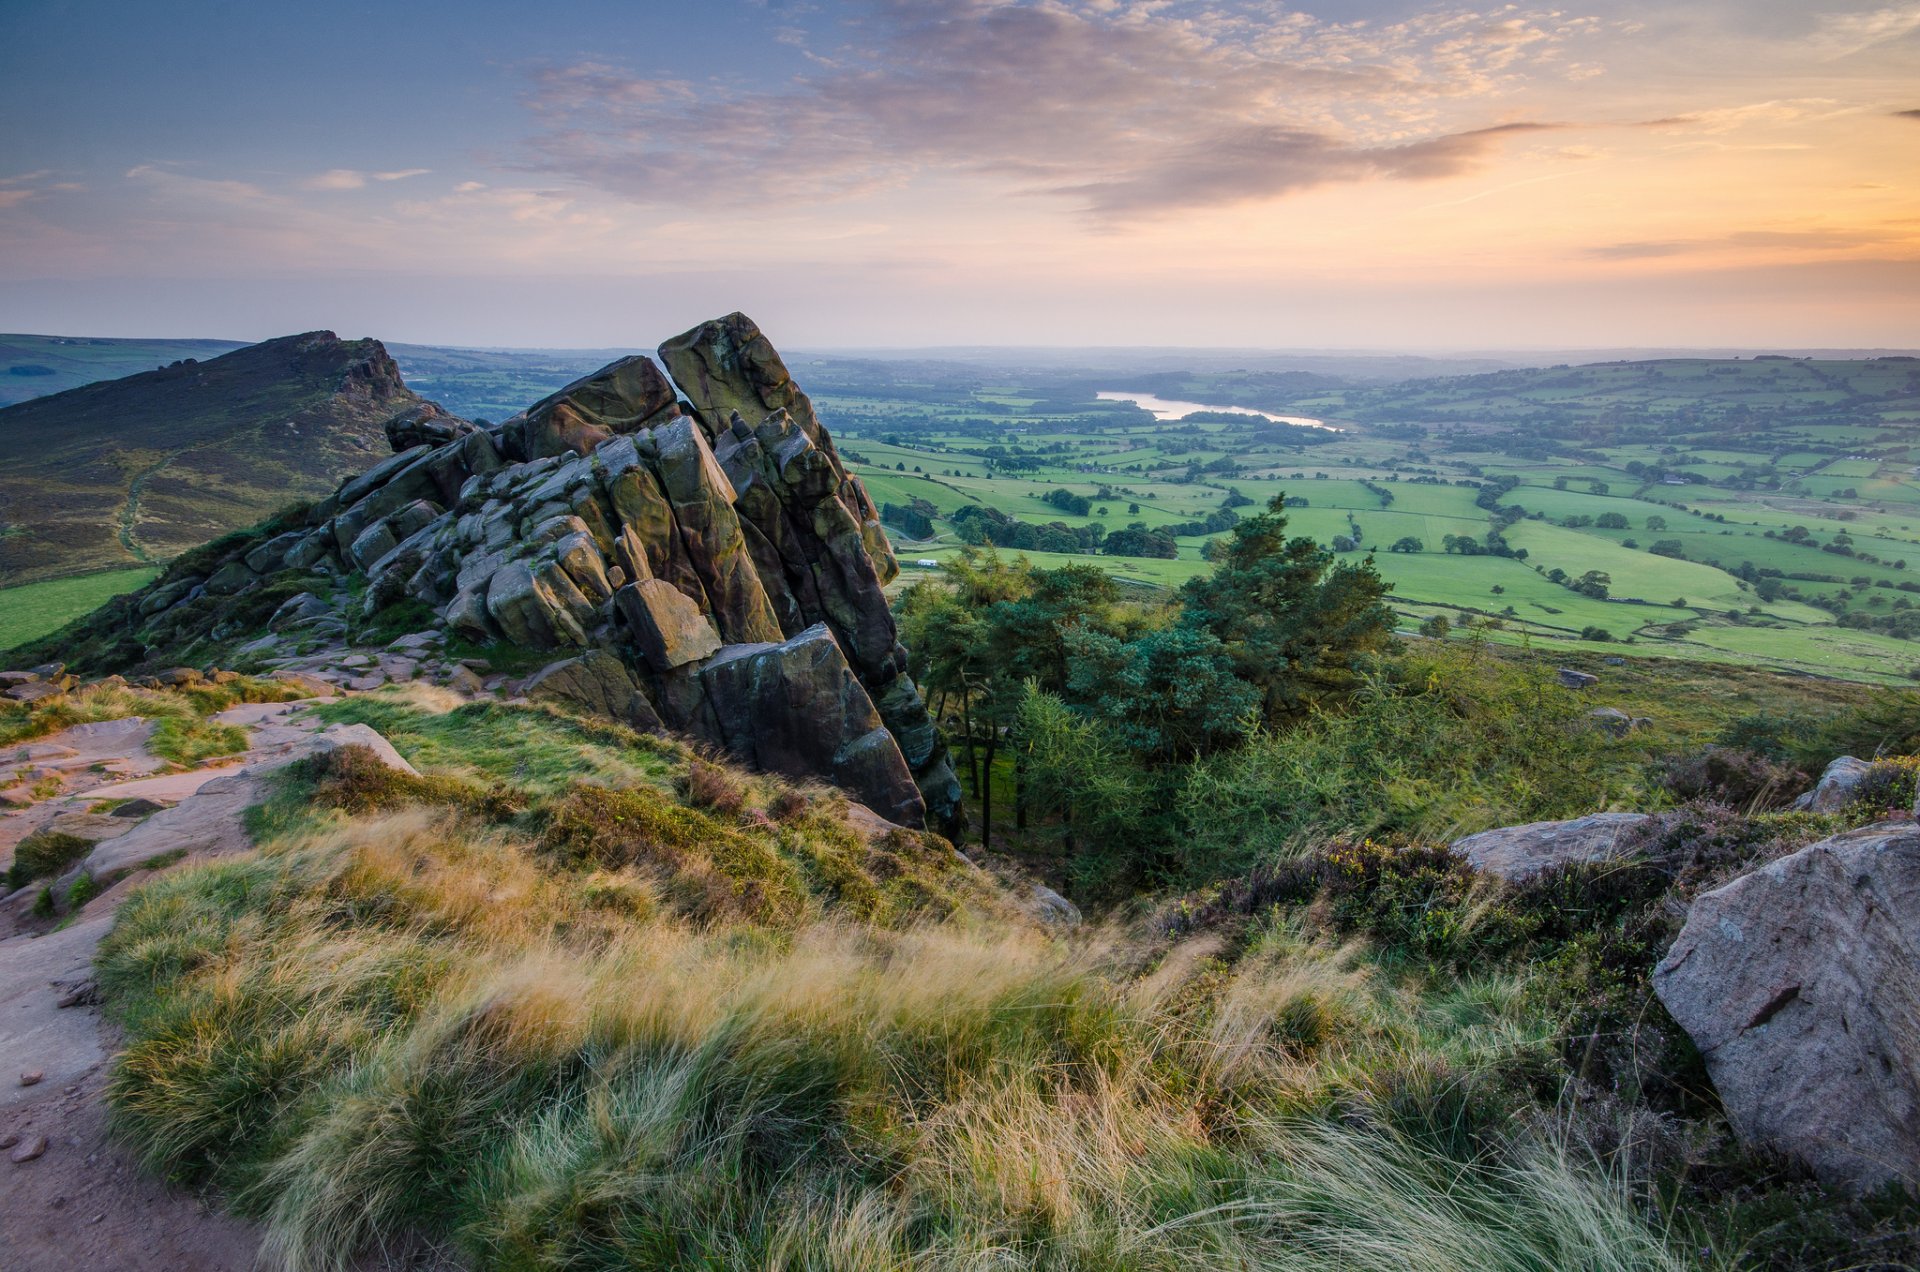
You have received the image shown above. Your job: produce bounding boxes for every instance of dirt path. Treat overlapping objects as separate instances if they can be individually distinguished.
[0,702,410,1272]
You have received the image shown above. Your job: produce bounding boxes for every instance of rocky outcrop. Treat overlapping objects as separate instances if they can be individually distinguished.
[1450,812,1653,880]
[108,314,962,833]
[1654,823,1920,1193]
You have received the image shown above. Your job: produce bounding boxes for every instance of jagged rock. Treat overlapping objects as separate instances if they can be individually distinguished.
[1557,668,1598,689]
[1791,756,1875,813]
[385,401,473,452]
[1655,823,1920,1192]
[1450,812,1652,880]
[701,624,924,827]
[511,356,680,460]
[523,650,662,731]
[64,314,961,834]
[615,580,722,672]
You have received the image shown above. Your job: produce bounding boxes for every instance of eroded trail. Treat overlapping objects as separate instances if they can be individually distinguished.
[0,698,403,1272]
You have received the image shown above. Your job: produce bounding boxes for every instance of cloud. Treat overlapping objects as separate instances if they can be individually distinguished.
[1585,226,1905,261]
[1897,108,1920,119]
[1641,99,1851,134]
[1813,4,1920,58]
[300,167,431,191]
[518,0,1603,220]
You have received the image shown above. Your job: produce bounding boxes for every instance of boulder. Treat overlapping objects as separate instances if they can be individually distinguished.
[384,401,473,452]
[264,672,336,703]
[1654,823,1920,1193]
[203,558,257,596]
[701,624,925,827]
[1587,707,1633,737]
[1450,811,1653,880]
[513,356,679,460]
[1556,668,1599,690]
[522,650,663,731]
[1791,756,1876,813]
[615,580,722,672]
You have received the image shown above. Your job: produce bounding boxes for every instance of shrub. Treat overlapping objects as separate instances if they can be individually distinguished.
[680,759,747,817]
[1660,746,1802,809]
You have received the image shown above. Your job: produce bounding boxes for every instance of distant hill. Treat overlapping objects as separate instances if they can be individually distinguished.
[0,335,248,407]
[0,332,422,585]
[1282,356,1920,428]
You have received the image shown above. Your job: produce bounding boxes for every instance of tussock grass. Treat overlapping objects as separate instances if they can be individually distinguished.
[98,784,1681,1272]
[90,691,1702,1271]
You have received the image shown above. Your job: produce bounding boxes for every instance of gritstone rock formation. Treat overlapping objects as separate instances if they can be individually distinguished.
[107,314,962,834]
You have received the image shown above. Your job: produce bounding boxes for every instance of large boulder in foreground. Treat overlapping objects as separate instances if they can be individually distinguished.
[1654,822,1920,1193]
[1450,812,1652,880]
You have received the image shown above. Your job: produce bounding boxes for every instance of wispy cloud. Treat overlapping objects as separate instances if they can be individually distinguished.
[1585,226,1910,261]
[1812,3,1920,58]
[300,167,432,191]
[1896,108,1920,119]
[517,0,1604,220]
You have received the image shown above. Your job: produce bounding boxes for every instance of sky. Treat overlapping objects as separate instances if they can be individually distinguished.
[0,0,1916,350]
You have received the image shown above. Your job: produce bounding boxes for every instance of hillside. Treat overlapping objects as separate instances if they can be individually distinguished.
[0,335,247,408]
[0,332,423,585]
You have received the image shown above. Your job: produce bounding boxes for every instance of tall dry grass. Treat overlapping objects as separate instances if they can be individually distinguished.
[98,798,1685,1272]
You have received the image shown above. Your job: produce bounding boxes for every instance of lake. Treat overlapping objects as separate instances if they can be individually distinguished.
[1095,390,1335,430]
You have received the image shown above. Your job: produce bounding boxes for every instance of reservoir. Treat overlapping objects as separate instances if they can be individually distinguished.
[1095,390,1335,430]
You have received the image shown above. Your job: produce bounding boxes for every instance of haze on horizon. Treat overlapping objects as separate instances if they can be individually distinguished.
[1,0,1916,352]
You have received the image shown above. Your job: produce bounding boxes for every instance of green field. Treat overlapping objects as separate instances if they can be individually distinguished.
[822,354,1920,685]
[0,566,157,653]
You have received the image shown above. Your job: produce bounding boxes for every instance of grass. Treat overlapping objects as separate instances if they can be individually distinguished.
[98,805,1679,1272]
[6,829,91,890]
[832,355,1920,685]
[149,715,250,766]
[81,686,1693,1271]
[90,667,1919,1270]
[0,566,158,652]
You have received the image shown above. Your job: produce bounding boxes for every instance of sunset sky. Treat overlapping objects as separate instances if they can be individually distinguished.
[1,0,1916,349]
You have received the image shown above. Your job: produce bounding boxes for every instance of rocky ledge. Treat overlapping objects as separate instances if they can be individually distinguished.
[70,314,963,834]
